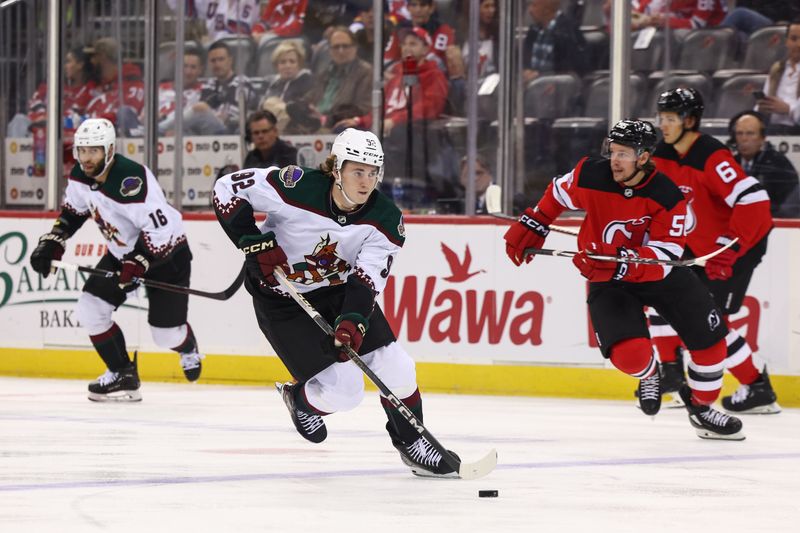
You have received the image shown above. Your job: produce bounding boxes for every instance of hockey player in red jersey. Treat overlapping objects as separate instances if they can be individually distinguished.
[504,119,744,440]
[651,88,780,414]
[213,128,460,476]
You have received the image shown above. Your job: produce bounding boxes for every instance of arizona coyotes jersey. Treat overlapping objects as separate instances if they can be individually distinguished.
[536,157,687,282]
[213,165,405,296]
[63,155,187,260]
[653,134,772,257]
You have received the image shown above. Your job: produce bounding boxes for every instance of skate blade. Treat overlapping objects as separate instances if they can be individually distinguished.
[662,393,685,408]
[694,428,746,441]
[88,390,142,402]
[724,402,781,415]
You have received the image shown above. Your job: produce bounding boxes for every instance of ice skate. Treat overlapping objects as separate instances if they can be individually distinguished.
[88,352,141,402]
[275,381,327,443]
[180,352,204,382]
[637,363,662,416]
[394,436,459,478]
[678,386,745,441]
[660,347,687,408]
[721,369,781,414]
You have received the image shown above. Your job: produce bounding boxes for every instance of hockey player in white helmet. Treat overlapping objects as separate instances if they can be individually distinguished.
[30,118,205,401]
[213,128,460,477]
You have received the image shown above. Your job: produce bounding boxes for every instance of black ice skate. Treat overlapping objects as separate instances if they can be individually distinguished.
[678,386,745,441]
[637,364,662,416]
[660,347,687,408]
[180,352,204,382]
[88,352,141,402]
[394,436,459,478]
[275,381,327,443]
[721,369,781,414]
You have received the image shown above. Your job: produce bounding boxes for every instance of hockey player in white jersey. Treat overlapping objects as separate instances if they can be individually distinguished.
[29,118,204,401]
[213,128,457,477]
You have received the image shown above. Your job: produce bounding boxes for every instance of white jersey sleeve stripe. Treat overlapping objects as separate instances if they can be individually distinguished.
[552,172,578,210]
[724,177,770,208]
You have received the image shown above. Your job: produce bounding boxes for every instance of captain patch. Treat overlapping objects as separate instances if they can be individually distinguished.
[279,165,304,188]
[120,176,143,197]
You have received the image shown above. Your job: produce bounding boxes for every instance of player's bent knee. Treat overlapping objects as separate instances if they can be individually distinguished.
[609,337,655,377]
[75,293,116,335]
[150,324,187,350]
[363,342,418,397]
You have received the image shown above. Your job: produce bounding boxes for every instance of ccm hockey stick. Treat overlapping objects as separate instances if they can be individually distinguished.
[51,260,245,301]
[274,268,497,481]
[484,184,579,236]
[522,237,739,268]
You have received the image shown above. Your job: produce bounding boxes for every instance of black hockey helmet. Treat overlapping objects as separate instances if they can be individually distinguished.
[605,119,657,155]
[656,87,704,130]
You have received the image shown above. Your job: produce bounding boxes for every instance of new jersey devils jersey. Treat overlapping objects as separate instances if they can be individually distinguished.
[213,166,405,298]
[535,157,687,282]
[652,134,772,257]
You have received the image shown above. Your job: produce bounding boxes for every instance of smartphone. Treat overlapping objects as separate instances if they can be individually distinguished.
[752,90,767,100]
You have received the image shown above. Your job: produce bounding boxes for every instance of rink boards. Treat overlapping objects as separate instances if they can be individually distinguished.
[1,212,798,405]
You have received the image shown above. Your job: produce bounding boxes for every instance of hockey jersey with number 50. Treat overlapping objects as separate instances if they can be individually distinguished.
[213,165,405,297]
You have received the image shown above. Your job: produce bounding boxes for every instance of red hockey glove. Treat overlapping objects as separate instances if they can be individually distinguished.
[118,253,150,291]
[704,235,742,281]
[333,313,368,362]
[29,232,66,278]
[572,242,642,282]
[504,207,551,266]
[238,232,289,287]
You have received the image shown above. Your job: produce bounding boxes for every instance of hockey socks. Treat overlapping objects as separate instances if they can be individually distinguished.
[724,329,761,386]
[686,340,726,405]
[170,324,204,382]
[89,323,131,371]
[382,388,423,445]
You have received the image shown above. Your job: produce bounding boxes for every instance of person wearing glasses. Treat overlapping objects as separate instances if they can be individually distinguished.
[243,110,297,169]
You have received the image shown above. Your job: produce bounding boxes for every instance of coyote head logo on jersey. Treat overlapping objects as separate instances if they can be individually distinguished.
[90,207,125,247]
[287,234,351,286]
[602,216,652,247]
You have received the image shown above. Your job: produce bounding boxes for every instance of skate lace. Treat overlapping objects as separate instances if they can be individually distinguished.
[96,369,118,386]
[700,408,732,427]
[639,374,660,401]
[730,384,750,404]
[180,352,204,370]
[295,410,325,435]
[406,437,442,468]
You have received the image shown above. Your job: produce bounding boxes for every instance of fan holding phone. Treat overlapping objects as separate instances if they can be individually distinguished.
[753,21,800,130]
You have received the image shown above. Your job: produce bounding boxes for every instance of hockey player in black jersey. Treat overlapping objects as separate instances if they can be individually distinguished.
[213,128,458,477]
[29,118,204,401]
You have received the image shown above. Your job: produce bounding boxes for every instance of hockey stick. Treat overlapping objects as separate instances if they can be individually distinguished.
[273,268,497,481]
[485,184,579,236]
[522,237,739,267]
[51,259,245,301]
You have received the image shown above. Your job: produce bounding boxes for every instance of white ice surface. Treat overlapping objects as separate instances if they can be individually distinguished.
[1,377,798,532]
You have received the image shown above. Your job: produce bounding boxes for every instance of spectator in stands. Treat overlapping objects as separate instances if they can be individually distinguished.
[261,40,313,106]
[385,0,456,67]
[729,1,800,26]
[523,0,588,84]
[756,21,800,132]
[350,3,401,63]
[243,110,297,169]
[293,26,372,132]
[190,40,257,134]
[304,1,362,47]
[156,47,205,135]
[83,37,145,134]
[166,0,262,44]
[729,110,800,218]
[602,1,726,33]
[252,0,308,44]
[458,154,493,213]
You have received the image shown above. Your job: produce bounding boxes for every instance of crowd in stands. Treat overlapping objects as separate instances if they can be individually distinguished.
[6,0,800,215]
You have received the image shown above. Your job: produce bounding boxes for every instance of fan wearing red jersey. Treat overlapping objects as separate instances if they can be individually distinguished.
[504,119,744,440]
[651,88,780,415]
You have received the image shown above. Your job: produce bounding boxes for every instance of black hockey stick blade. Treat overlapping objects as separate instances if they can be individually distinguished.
[522,238,739,267]
[274,268,497,480]
[51,260,245,301]
[485,184,579,236]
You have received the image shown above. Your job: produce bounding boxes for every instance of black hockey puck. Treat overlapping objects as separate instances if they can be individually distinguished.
[478,490,498,498]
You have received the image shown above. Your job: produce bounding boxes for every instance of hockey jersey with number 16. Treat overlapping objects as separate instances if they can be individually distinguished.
[212,165,405,302]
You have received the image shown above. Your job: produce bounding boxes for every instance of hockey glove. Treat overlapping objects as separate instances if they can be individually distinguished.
[333,313,368,362]
[30,232,66,278]
[504,207,551,266]
[238,232,289,287]
[118,253,150,291]
[704,235,741,281]
[572,242,642,282]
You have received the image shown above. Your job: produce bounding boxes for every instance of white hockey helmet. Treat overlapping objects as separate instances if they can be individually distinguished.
[73,118,116,174]
[330,128,384,183]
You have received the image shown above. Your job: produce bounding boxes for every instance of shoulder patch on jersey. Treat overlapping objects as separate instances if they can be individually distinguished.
[398,215,406,238]
[278,165,304,188]
[120,176,143,197]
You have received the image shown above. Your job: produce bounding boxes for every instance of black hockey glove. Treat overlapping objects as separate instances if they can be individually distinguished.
[238,232,289,287]
[118,253,150,291]
[30,232,66,278]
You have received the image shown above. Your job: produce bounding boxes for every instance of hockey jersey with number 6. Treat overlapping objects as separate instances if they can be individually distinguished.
[213,165,405,297]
